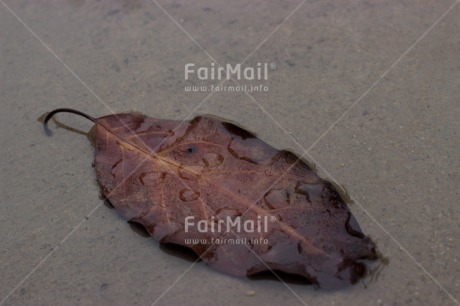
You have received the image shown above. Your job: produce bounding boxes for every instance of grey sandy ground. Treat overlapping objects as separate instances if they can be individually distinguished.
[1,1,459,305]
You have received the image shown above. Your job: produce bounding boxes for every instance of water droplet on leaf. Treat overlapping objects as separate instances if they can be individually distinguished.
[179,189,200,202]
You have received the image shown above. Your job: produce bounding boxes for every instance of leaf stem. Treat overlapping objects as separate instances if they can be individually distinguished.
[44,108,96,124]
[44,108,96,135]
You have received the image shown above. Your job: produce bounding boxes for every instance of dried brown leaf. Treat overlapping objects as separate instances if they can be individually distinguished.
[44,109,377,289]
